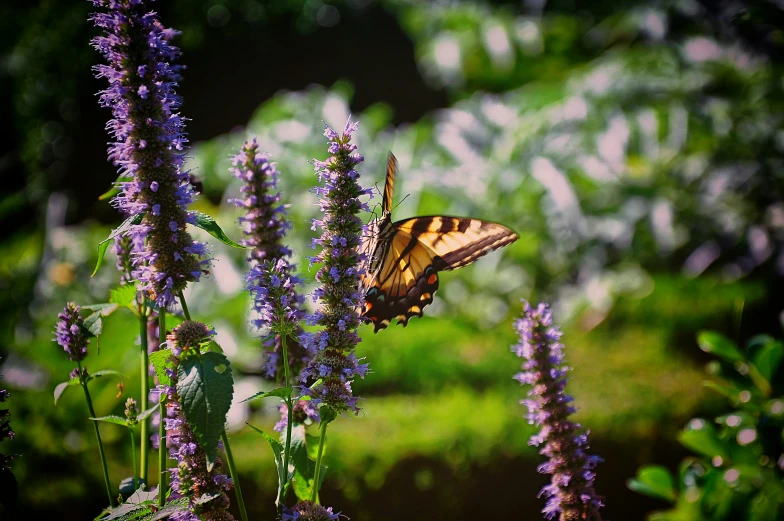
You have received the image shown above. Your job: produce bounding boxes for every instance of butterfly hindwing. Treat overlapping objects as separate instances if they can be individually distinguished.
[361,230,445,332]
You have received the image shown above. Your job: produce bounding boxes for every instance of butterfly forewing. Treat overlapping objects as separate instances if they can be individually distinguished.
[382,153,397,214]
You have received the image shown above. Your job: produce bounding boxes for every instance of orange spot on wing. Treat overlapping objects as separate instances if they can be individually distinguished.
[365,302,373,311]
[427,274,437,285]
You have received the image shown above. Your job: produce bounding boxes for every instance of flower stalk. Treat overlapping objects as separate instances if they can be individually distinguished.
[78,361,115,507]
[157,308,167,508]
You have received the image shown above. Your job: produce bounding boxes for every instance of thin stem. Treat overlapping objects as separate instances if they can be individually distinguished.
[129,426,139,491]
[78,360,115,507]
[311,420,328,504]
[278,334,294,512]
[157,309,167,508]
[220,429,248,521]
[139,308,150,483]
[178,290,191,320]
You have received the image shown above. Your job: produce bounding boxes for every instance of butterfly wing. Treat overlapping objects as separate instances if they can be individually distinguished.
[361,216,518,332]
[382,152,397,214]
[395,216,519,270]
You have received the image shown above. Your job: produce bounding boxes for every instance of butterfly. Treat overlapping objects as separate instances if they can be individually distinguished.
[359,153,519,332]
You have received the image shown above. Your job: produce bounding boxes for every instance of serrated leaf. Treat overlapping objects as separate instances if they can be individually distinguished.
[177,352,234,471]
[149,350,174,387]
[148,499,189,521]
[240,386,292,403]
[697,331,744,363]
[248,424,286,506]
[54,378,81,405]
[190,211,245,248]
[92,214,143,277]
[118,477,145,499]
[678,419,729,459]
[88,370,124,382]
[102,485,157,520]
[194,491,223,505]
[627,465,676,503]
[82,302,120,316]
[110,285,139,309]
[91,415,128,427]
[136,402,160,423]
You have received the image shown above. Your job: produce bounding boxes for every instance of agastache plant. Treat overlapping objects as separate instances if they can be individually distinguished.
[282,500,341,521]
[91,0,210,308]
[513,301,604,521]
[230,140,311,380]
[300,119,370,505]
[159,321,236,521]
[54,303,114,506]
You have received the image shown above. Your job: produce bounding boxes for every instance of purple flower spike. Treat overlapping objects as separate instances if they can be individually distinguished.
[113,233,135,285]
[91,0,210,308]
[281,500,341,521]
[157,321,235,521]
[54,303,89,362]
[300,118,371,414]
[514,301,604,521]
[230,140,311,380]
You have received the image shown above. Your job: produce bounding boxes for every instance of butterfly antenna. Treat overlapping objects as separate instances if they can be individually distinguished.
[391,193,411,212]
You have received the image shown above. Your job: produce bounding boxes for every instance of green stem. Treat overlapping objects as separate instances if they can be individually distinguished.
[78,361,115,507]
[220,430,248,521]
[278,334,294,512]
[139,309,150,484]
[178,290,191,320]
[311,420,328,505]
[130,426,139,491]
[157,309,167,508]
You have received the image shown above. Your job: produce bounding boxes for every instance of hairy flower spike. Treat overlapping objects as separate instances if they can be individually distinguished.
[281,500,341,521]
[230,140,311,380]
[301,118,370,414]
[113,233,135,285]
[513,301,604,521]
[55,303,89,362]
[158,321,234,521]
[91,0,209,308]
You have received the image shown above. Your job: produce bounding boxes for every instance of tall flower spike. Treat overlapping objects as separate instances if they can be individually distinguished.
[230,141,310,380]
[513,301,604,521]
[55,303,89,362]
[91,0,209,308]
[158,321,235,521]
[300,119,370,414]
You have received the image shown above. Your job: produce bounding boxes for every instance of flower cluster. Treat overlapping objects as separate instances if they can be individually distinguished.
[301,119,370,414]
[91,0,209,308]
[281,500,341,521]
[513,301,604,521]
[230,141,311,381]
[158,321,235,521]
[55,303,89,362]
[273,399,320,434]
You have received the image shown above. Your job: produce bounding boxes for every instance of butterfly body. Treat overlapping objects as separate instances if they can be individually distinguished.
[360,153,519,332]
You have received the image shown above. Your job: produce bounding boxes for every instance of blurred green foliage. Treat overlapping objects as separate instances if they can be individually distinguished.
[3,0,784,519]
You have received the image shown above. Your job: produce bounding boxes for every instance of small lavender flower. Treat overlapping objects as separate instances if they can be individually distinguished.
[91,0,209,308]
[300,119,371,414]
[113,233,135,285]
[159,321,235,521]
[281,500,341,521]
[513,301,604,521]
[230,141,310,381]
[55,303,89,362]
[273,399,320,434]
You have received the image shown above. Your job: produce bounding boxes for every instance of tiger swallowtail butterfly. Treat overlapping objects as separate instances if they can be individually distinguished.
[359,153,519,332]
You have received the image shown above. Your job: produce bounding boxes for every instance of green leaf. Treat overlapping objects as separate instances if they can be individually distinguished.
[87,369,124,383]
[748,336,784,383]
[98,185,121,202]
[110,285,139,309]
[83,312,103,338]
[102,485,157,520]
[678,418,729,459]
[148,499,189,521]
[190,211,245,248]
[136,402,160,423]
[207,341,223,353]
[289,424,327,501]
[319,406,338,425]
[177,352,234,471]
[91,415,128,427]
[240,386,292,403]
[82,302,120,316]
[627,465,677,503]
[92,214,143,277]
[248,423,286,506]
[306,433,323,460]
[149,350,174,387]
[53,379,81,405]
[697,331,744,363]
